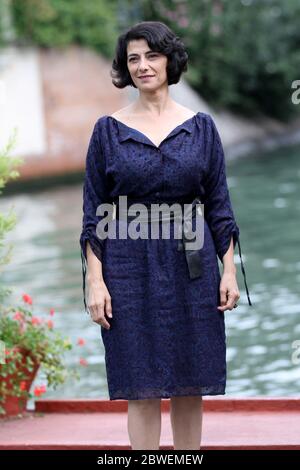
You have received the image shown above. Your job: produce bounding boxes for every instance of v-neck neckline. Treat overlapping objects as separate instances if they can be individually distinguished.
[106,112,199,149]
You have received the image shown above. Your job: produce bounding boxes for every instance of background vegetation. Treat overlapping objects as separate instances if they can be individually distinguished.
[0,0,299,119]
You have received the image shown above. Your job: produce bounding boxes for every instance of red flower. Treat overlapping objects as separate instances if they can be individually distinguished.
[13,311,24,322]
[77,338,85,346]
[47,319,54,329]
[22,293,32,305]
[34,385,47,397]
[31,316,42,325]
[20,381,27,391]
[49,308,55,316]
[79,357,88,366]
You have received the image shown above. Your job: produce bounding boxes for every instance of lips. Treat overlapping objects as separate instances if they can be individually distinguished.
[139,75,154,78]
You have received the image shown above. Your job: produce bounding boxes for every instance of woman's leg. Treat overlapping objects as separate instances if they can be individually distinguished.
[170,396,203,450]
[127,398,162,449]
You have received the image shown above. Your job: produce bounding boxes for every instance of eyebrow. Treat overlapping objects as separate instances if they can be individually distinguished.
[127,51,157,59]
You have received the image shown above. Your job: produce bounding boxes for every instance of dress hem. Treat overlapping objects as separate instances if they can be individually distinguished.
[107,388,226,401]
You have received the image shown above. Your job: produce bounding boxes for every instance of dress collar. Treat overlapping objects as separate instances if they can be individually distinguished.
[110,113,197,148]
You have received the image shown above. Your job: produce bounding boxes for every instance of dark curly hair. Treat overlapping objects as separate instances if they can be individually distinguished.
[110,21,188,89]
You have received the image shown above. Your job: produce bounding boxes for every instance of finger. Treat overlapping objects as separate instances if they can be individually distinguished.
[96,315,111,329]
[218,288,228,309]
[90,302,110,329]
[227,293,238,310]
[100,316,111,329]
[89,304,99,323]
[218,290,231,311]
[229,291,240,309]
[97,303,111,329]
[217,303,230,312]
[218,293,237,311]
[105,296,113,318]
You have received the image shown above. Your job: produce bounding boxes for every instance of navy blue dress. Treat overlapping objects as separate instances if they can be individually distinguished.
[79,111,252,400]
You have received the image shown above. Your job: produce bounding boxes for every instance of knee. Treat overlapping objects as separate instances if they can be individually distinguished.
[170,395,202,409]
[128,398,161,411]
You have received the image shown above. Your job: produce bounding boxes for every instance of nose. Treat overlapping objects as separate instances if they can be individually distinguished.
[138,56,149,71]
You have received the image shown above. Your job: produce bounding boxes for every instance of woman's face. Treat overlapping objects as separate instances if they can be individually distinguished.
[126,38,168,90]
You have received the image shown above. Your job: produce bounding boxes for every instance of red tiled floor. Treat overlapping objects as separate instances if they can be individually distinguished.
[0,398,300,450]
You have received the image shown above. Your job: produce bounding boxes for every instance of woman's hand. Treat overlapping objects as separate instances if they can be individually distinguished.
[87,279,113,329]
[217,271,240,312]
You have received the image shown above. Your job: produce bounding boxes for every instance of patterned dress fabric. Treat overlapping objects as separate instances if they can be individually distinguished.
[79,112,252,400]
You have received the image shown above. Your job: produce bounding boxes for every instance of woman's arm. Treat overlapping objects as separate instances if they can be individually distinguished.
[218,235,240,312]
[203,115,241,311]
[79,119,113,327]
[86,241,112,329]
[222,236,236,275]
[86,240,104,284]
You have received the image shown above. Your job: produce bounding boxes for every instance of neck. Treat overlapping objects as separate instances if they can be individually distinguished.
[133,86,176,117]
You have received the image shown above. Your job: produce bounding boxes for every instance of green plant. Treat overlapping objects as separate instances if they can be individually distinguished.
[0,129,23,303]
[9,0,119,56]
[0,133,84,416]
[0,130,22,258]
[145,0,300,120]
[0,293,79,415]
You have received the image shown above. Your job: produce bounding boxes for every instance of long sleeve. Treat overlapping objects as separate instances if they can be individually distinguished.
[204,115,252,306]
[79,120,109,314]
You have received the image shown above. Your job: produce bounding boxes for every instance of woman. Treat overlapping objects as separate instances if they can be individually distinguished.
[79,21,252,450]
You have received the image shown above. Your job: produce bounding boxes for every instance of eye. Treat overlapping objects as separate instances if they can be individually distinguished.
[128,53,159,62]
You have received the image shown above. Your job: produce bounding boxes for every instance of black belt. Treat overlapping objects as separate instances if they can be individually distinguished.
[114,197,203,280]
[113,196,252,306]
[81,197,252,313]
